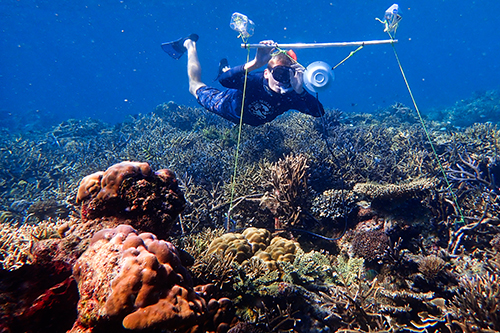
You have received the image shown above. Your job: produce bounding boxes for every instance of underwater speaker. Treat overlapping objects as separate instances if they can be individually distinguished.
[303,61,334,94]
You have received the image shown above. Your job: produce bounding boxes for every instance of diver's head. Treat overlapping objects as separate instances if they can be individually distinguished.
[264,51,296,94]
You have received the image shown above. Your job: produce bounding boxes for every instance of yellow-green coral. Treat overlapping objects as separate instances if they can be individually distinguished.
[280,248,337,286]
[332,255,365,286]
[254,236,299,270]
[207,232,253,264]
[242,227,271,252]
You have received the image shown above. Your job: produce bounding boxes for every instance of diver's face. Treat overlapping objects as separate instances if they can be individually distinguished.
[264,65,294,94]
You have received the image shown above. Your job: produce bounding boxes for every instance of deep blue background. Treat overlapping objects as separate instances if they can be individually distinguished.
[1,0,499,125]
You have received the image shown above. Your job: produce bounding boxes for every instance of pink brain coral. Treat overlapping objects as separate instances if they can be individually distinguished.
[76,171,104,203]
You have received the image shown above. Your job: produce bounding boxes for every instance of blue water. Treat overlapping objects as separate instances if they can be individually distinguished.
[1,0,499,126]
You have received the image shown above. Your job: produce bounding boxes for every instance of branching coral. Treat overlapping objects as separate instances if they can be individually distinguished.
[434,90,500,126]
[0,223,33,270]
[26,199,70,222]
[259,153,309,228]
[417,254,447,280]
[451,271,500,331]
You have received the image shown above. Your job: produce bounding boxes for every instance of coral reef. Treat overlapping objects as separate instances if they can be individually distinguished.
[430,90,500,127]
[1,90,500,332]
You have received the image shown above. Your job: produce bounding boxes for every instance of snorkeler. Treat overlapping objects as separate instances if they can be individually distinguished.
[162,34,324,126]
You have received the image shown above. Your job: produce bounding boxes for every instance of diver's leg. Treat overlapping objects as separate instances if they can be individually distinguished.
[184,39,206,97]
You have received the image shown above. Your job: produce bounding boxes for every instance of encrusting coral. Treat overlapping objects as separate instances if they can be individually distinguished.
[71,224,233,333]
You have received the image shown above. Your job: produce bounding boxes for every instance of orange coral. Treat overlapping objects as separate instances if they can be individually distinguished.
[76,171,104,203]
[76,161,152,203]
[71,225,209,332]
[74,161,185,237]
[98,161,152,200]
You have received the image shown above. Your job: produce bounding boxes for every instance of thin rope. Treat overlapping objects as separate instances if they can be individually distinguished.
[389,42,465,225]
[227,37,251,231]
[333,45,364,70]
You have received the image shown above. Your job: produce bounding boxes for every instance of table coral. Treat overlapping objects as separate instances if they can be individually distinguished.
[75,161,186,237]
[71,224,212,332]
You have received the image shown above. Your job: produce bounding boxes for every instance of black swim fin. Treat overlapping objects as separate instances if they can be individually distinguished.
[161,34,199,60]
[214,58,229,81]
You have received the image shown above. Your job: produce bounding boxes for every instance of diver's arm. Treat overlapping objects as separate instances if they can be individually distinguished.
[218,65,247,88]
[219,40,275,88]
[244,40,276,71]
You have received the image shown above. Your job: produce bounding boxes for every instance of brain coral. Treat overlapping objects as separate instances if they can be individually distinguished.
[207,228,300,270]
[207,232,253,264]
[254,236,299,270]
[75,161,185,237]
[242,227,271,252]
[71,225,207,332]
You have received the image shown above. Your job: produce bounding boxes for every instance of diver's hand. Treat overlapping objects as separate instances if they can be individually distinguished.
[291,63,304,94]
[244,40,276,71]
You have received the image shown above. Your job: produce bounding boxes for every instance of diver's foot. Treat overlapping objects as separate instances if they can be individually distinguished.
[214,58,229,81]
[161,34,199,59]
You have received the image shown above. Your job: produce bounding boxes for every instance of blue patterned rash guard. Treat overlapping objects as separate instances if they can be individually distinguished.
[196,64,325,126]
